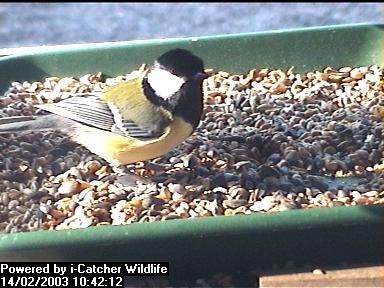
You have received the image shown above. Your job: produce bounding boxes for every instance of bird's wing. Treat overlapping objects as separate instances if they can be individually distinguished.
[36,96,114,131]
[37,96,160,138]
[101,78,173,137]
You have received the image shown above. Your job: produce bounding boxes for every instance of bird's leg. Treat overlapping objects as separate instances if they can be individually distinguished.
[111,164,129,175]
[112,165,154,186]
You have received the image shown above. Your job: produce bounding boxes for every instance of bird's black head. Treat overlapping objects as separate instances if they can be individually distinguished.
[155,48,205,79]
[143,49,206,129]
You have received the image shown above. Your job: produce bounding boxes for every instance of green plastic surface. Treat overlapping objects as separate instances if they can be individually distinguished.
[1,23,383,94]
[0,23,384,283]
[0,205,383,283]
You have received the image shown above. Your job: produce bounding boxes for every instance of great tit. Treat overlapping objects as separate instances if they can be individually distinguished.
[0,49,207,166]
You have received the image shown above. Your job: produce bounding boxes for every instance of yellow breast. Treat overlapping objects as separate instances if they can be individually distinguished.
[72,116,193,165]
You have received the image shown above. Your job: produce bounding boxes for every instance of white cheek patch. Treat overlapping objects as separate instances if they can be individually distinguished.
[147,68,185,99]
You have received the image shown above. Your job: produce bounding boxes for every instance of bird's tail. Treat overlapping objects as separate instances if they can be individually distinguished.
[0,114,62,134]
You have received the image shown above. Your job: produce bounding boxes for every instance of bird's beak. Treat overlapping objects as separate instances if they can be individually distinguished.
[192,72,209,81]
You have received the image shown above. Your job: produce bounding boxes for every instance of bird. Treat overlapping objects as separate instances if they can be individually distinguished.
[0,49,207,167]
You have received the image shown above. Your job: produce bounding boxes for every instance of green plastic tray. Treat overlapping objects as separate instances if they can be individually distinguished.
[0,23,383,284]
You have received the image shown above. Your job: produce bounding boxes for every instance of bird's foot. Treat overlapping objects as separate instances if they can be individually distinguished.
[112,165,154,187]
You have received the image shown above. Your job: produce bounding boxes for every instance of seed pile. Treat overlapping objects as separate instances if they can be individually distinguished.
[0,64,383,233]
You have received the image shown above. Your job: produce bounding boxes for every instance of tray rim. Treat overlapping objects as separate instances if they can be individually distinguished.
[0,23,383,269]
[0,22,382,58]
